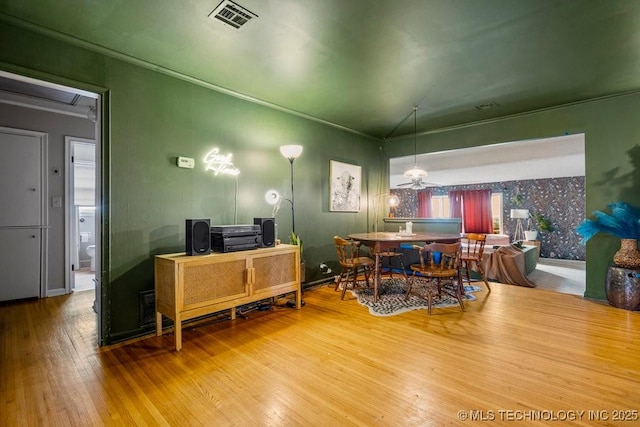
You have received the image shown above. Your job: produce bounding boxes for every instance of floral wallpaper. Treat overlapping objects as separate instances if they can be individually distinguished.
[390,176,586,260]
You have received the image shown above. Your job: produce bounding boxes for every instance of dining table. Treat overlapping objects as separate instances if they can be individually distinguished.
[347,231,461,302]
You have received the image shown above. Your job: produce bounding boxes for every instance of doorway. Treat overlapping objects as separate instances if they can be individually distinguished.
[66,138,96,294]
[0,69,102,341]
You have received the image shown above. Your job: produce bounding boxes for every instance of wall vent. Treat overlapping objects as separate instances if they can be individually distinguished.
[208,0,258,30]
[139,290,171,329]
[139,290,156,328]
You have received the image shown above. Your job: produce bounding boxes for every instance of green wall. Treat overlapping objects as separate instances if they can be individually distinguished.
[1,21,382,343]
[385,95,640,300]
[3,17,639,343]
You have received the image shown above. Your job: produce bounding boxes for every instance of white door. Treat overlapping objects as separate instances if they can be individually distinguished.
[0,128,46,302]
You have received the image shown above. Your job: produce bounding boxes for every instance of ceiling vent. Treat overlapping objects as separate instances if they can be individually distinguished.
[208,0,258,30]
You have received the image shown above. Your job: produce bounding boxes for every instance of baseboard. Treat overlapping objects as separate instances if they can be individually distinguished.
[538,258,586,269]
[46,288,67,297]
[303,276,335,290]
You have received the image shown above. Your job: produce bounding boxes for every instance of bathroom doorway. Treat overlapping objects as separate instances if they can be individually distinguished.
[66,138,96,293]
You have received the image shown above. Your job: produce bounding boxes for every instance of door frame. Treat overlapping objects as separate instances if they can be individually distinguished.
[0,126,49,298]
[65,136,96,293]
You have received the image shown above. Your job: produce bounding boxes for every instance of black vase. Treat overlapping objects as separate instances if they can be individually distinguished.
[605,266,640,311]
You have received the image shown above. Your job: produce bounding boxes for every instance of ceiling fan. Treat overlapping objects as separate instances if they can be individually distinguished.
[396,176,432,190]
[395,106,433,190]
[395,173,442,189]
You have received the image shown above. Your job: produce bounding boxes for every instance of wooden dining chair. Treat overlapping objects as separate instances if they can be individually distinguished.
[333,236,375,300]
[376,247,408,281]
[460,233,491,292]
[405,242,465,315]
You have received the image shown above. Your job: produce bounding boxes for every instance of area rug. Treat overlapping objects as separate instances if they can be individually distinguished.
[348,278,481,316]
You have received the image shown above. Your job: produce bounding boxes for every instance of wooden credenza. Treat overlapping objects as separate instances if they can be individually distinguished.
[155,244,301,350]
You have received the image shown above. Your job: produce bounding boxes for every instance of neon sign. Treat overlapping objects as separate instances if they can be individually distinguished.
[203,148,240,176]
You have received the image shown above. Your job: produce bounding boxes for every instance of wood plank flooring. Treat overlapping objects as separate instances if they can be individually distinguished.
[1,282,640,426]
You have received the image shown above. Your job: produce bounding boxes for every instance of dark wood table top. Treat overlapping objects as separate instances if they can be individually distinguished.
[347,231,460,245]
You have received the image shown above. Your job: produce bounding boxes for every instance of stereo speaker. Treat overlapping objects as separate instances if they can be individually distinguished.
[185,219,211,255]
[254,217,275,247]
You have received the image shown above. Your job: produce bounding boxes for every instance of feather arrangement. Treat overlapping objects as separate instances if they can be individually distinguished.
[576,201,640,244]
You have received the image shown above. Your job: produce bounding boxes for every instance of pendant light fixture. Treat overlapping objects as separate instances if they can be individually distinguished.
[403,106,428,184]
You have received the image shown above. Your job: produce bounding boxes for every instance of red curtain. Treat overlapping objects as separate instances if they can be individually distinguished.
[417,191,432,217]
[448,191,463,219]
[462,189,493,233]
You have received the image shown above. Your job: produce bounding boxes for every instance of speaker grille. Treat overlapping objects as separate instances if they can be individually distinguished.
[254,217,275,247]
[186,219,211,255]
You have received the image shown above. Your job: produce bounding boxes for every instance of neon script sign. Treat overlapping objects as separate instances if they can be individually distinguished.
[203,148,240,176]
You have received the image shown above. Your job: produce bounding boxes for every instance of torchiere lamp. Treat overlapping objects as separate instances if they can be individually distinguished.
[279,144,304,307]
[279,145,303,234]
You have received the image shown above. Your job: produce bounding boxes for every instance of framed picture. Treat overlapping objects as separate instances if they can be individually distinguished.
[330,160,361,212]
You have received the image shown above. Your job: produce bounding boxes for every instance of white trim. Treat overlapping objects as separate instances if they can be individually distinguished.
[65,136,96,294]
[93,99,102,341]
[40,132,48,298]
[65,136,72,293]
[47,288,67,297]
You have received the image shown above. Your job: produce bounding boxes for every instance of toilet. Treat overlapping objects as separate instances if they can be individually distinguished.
[86,245,96,272]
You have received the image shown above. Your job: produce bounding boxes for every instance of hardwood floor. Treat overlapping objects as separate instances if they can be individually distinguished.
[529,258,586,295]
[1,282,640,426]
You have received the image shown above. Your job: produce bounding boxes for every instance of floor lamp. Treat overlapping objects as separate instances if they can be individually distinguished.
[279,144,304,307]
[279,145,303,234]
[510,209,529,242]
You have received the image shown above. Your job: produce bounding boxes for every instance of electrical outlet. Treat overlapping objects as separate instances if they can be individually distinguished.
[319,263,332,274]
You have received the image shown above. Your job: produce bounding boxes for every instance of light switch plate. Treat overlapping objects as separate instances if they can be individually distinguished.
[177,156,195,169]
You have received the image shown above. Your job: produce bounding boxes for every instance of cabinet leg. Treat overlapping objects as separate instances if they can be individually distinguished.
[175,314,182,351]
[230,307,236,320]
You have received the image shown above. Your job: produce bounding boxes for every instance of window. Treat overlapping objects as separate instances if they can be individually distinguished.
[491,192,503,234]
[431,195,450,218]
[430,192,504,234]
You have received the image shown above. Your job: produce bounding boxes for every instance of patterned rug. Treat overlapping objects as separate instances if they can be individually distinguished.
[348,277,481,316]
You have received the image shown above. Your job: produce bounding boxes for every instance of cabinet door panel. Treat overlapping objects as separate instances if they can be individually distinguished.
[182,259,247,307]
[0,131,42,227]
[0,229,41,301]
[253,252,297,292]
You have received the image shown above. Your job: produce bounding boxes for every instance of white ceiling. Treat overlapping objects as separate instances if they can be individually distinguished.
[389,133,585,188]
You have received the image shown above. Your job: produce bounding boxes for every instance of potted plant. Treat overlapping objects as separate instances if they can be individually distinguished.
[525,212,555,240]
[576,201,640,310]
[291,231,305,282]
